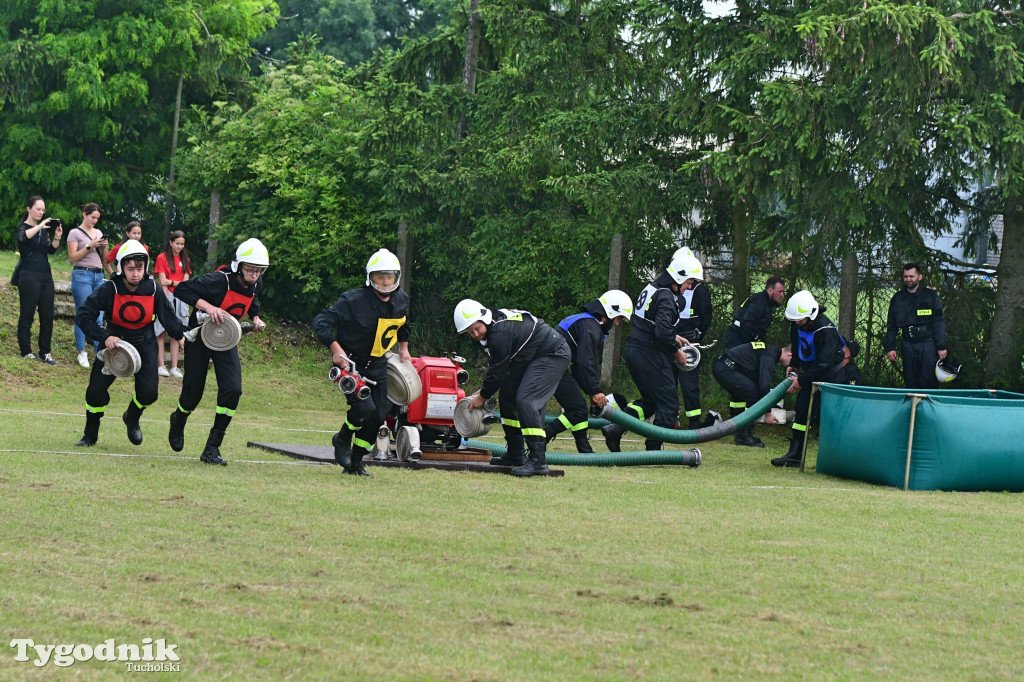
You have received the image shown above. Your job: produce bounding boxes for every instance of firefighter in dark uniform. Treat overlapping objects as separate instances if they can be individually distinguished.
[772,290,845,467]
[712,342,793,448]
[543,290,633,453]
[885,263,947,389]
[74,240,185,447]
[455,299,571,477]
[313,248,411,477]
[723,276,786,348]
[834,340,862,385]
[622,251,704,451]
[167,238,268,465]
[674,247,713,429]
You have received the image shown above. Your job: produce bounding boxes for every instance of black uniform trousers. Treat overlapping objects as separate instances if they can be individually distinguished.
[500,348,571,450]
[675,365,702,423]
[901,338,939,389]
[17,270,55,357]
[711,357,761,408]
[624,340,678,449]
[86,337,160,411]
[543,370,592,450]
[178,338,243,417]
[337,362,389,456]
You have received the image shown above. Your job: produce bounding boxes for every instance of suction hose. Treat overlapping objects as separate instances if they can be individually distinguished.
[594,378,792,444]
[543,414,611,429]
[465,439,701,467]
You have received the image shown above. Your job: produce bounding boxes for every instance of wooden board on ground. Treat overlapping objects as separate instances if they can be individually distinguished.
[420,447,491,462]
[247,442,565,477]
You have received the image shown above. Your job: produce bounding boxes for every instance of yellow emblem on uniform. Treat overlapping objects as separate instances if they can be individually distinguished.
[916,309,932,316]
[751,341,766,349]
[371,317,406,356]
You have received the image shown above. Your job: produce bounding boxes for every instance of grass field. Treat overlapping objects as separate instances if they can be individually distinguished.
[1,262,1022,680]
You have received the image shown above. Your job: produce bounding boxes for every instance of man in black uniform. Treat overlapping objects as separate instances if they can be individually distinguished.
[623,250,704,451]
[771,290,845,467]
[834,340,862,385]
[75,240,185,447]
[723,276,786,348]
[167,238,268,465]
[455,299,571,477]
[674,247,714,429]
[543,290,633,453]
[712,342,793,447]
[885,263,947,389]
[313,248,411,477]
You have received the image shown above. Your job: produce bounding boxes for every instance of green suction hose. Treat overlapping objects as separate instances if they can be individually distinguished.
[595,379,791,444]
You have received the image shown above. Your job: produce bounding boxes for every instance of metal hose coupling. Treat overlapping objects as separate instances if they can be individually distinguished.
[680,447,702,468]
[328,365,374,400]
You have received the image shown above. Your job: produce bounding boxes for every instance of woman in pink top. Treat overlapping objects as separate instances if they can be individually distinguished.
[67,203,108,367]
[153,231,192,378]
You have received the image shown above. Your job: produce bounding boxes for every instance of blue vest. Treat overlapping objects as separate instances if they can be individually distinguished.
[797,326,846,362]
[559,312,603,342]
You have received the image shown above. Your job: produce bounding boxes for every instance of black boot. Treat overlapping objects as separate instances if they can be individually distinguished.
[511,441,550,477]
[76,411,101,447]
[572,431,594,454]
[601,424,624,452]
[344,451,372,477]
[688,416,701,431]
[771,431,805,467]
[168,409,188,452]
[123,403,144,446]
[332,430,352,468]
[200,428,227,465]
[734,422,765,448]
[491,425,527,466]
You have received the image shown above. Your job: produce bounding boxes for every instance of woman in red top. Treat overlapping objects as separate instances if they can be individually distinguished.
[105,221,148,276]
[153,231,192,378]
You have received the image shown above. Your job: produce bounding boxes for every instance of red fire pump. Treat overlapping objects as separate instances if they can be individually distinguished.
[384,354,497,461]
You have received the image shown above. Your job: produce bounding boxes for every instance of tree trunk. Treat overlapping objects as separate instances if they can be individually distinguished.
[838,251,858,339]
[455,0,481,143]
[601,233,625,388]
[731,201,750,314]
[164,73,184,242]
[396,220,413,299]
[985,198,1024,385]
[206,189,221,271]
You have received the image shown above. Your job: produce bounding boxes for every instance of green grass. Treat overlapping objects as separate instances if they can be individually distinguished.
[1,272,1023,680]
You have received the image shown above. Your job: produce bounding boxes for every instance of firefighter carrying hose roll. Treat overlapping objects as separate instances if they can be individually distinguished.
[455,300,571,477]
[543,290,633,453]
[313,248,411,477]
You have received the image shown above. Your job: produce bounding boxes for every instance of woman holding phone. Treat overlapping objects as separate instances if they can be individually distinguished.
[15,195,63,364]
[66,203,108,368]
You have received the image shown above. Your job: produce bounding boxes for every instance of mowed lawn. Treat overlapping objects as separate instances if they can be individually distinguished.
[1,276,1023,680]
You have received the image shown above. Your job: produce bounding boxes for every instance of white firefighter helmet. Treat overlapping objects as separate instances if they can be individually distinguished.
[667,252,704,285]
[454,299,492,334]
[598,289,633,320]
[785,290,820,321]
[116,239,149,276]
[365,248,401,294]
[231,238,270,272]
[673,245,695,260]
[935,358,961,383]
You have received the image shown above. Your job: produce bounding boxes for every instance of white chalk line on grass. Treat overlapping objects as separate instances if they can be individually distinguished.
[0,448,331,467]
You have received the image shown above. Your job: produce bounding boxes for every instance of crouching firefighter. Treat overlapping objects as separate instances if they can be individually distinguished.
[772,290,844,468]
[712,342,793,447]
[455,300,571,477]
[167,238,269,465]
[543,290,633,453]
[313,248,411,476]
[75,240,184,447]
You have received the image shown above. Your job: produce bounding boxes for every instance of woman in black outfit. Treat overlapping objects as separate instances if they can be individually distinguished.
[15,195,63,364]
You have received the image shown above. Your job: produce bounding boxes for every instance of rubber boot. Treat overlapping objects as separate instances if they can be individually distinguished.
[200,428,228,465]
[123,402,144,446]
[332,429,353,468]
[491,425,527,466]
[572,431,594,454]
[345,450,372,477]
[688,416,701,431]
[511,440,550,477]
[771,431,805,467]
[76,411,101,447]
[735,424,765,448]
[601,424,624,452]
[168,409,188,452]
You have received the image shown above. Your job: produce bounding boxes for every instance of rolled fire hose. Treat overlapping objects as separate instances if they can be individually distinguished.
[96,340,142,378]
[594,378,791,444]
[465,439,701,467]
[385,353,422,405]
[453,396,498,438]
